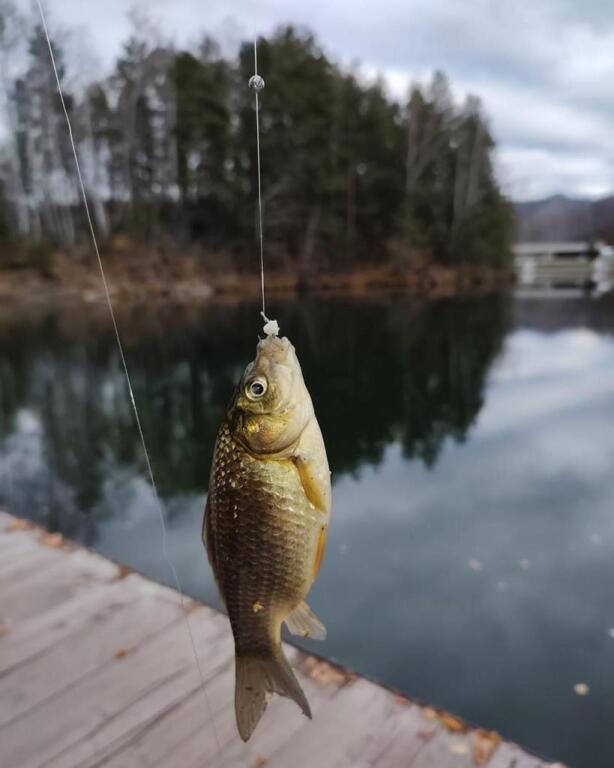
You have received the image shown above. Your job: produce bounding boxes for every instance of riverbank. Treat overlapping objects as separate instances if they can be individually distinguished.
[0,244,515,306]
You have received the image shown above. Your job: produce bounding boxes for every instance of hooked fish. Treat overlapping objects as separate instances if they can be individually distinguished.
[202,329,331,741]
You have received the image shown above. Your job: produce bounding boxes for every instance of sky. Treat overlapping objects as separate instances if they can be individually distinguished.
[20,0,614,201]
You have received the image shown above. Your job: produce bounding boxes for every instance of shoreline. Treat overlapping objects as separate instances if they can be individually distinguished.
[0,261,516,307]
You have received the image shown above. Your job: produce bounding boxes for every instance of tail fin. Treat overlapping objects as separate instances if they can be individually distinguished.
[235,649,311,741]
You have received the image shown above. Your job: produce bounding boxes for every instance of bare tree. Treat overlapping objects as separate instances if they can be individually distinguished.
[0,1,30,237]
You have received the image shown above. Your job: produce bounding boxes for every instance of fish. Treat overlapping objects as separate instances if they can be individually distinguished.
[202,331,331,741]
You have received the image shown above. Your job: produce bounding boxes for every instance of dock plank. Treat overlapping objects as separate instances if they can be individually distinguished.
[0,512,563,768]
[0,547,117,623]
[0,579,136,675]
[0,606,229,768]
[0,543,67,583]
[407,725,475,768]
[176,648,345,768]
[82,664,235,768]
[487,742,549,768]
[264,677,416,768]
[370,703,440,767]
[43,644,232,768]
[0,580,183,726]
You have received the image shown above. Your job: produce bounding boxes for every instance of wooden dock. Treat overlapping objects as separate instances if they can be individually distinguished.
[0,510,562,768]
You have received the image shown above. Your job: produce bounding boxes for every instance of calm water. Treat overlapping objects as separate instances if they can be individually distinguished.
[2,292,614,767]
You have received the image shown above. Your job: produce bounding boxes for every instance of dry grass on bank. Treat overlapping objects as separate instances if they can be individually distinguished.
[0,240,515,306]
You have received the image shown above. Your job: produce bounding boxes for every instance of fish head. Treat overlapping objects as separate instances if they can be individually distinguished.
[230,335,313,455]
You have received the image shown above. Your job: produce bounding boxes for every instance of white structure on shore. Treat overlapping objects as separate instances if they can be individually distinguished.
[513,241,614,291]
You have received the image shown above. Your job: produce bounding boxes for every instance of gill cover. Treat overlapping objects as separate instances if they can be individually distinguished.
[230,335,314,455]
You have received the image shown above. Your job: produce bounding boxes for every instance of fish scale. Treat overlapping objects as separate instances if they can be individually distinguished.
[209,422,321,654]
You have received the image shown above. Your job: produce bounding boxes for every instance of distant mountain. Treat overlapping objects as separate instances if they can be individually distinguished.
[514,194,614,243]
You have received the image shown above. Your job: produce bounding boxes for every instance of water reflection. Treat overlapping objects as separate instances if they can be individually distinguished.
[0,294,510,538]
[4,293,614,767]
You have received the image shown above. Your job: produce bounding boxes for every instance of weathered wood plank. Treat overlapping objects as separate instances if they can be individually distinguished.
[0,582,127,678]
[0,547,118,624]
[487,741,553,767]
[88,645,335,768]
[173,648,346,768]
[0,513,39,547]
[0,542,67,583]
[81,662,235,768]
[0,579,133,675]
[44,655,233,768]
[0,606,230,768]
[407,725,475,768]
[0,527,41,554]
[0,512,563,768]
[370,702,441,767]
[0,580,184,726]
[0,523,67,578]
[261,677,399,768]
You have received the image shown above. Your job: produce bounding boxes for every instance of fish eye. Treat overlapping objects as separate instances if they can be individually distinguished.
[246,377,267,399]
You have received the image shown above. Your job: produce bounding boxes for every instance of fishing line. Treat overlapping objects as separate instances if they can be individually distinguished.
[249,38,276,333]
[34,0,221,754]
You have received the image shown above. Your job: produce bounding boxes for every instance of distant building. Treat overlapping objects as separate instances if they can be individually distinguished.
[514,241,614,291]
[513,241,604,261]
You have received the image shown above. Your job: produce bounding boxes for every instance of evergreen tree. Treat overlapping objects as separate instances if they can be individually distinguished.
[175,40,234,245]
[0,18,513,270]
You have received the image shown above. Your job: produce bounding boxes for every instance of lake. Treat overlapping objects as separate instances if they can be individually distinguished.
[2,290,614,768]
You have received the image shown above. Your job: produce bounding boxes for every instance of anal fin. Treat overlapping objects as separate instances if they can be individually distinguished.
[285,601,326,641]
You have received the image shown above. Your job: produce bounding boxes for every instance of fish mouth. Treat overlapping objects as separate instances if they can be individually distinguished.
[256,335,293,364]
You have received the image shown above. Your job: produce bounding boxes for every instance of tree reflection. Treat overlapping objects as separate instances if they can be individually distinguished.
[278,294,511,471]
[0,294,510,537]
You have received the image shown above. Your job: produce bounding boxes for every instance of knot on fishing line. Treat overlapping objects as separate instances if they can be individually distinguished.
[261,312,280,337]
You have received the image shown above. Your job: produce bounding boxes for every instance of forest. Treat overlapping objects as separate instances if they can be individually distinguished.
[0,4,514,280]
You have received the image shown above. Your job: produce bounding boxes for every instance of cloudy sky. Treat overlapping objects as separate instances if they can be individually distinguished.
[28,0,614,200]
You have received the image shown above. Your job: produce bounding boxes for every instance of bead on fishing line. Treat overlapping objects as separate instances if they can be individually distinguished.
[249,74,265,92]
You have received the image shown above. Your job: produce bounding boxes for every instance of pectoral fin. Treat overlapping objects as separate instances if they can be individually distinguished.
[285,600,326,641]
[293,418,331,515]
[295,454,329,513]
